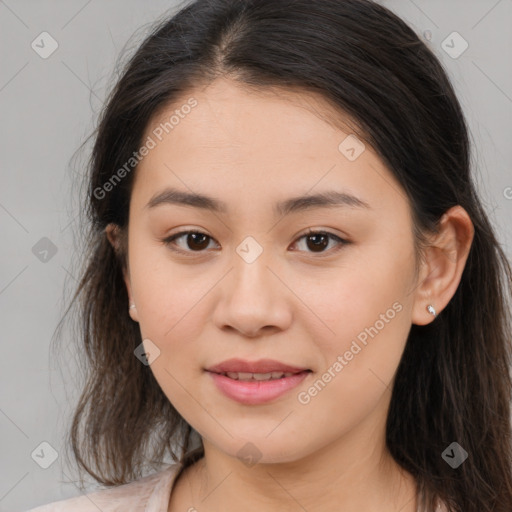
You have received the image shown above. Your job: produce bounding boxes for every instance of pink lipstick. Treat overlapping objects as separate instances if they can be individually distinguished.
[205,358,311,405]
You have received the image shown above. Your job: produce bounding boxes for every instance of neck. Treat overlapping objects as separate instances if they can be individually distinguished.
[178,428,418,512]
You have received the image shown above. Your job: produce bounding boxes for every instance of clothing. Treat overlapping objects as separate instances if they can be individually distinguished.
[25,463,183,512]
[26,451,449,512]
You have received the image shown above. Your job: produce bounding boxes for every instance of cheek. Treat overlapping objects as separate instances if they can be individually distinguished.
[128,238,210,335]
[300,251,413,377]
[136,279,208,349]
[294,278,411,437]
[133,272,210,414]
[299,262,407,334]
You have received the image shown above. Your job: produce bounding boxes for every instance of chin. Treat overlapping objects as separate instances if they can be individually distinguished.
[216,434,306,466]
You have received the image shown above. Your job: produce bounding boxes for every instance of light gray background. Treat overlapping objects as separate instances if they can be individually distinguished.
[1,0,511,510]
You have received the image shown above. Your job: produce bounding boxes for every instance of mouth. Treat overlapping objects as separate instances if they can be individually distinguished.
[208,370,311,381]
[204,359,312,405]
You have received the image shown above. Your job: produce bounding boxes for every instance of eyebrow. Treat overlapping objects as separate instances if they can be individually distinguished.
[145,187,371,216]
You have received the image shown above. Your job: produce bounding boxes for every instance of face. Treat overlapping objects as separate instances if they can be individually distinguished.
[116,77,424,464]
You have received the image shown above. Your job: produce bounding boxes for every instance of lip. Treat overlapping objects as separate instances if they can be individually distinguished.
[205,358,311,405]
[207,370,311,405]
[206,358,309,374]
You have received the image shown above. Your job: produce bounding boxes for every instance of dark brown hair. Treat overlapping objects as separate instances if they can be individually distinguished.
[55,0,512,510]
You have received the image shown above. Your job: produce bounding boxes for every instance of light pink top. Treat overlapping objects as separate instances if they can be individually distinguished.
[26,462,450,511]
[25,463,182,512]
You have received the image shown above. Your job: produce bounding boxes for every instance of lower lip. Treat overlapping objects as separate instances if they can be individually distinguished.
[206,370,310,405]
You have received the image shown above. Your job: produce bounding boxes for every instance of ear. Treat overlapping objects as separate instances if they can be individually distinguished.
[105,223,139,323]
[411,205,474,326]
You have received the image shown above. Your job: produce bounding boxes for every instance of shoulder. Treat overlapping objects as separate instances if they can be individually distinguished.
[25,463,183,512]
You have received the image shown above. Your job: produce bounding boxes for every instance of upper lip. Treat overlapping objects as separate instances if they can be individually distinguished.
[206,358,310,374]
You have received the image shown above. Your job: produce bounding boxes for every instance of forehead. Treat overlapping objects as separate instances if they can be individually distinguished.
[146,78,359,153]
[132,78,407,217]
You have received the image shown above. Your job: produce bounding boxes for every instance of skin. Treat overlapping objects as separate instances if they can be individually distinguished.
[106,77,474,512]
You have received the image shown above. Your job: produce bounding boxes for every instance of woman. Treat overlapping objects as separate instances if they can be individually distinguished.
[27,0,512,511]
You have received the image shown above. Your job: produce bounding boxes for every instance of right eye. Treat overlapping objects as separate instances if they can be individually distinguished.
[162,230,219,254]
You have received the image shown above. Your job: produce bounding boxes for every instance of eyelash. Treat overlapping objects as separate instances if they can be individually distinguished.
[161,228,348,257]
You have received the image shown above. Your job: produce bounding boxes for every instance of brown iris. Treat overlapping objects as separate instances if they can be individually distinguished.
[185,232,210,251]
[305,233,329,252]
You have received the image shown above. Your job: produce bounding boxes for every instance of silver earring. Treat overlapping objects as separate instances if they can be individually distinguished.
[427,304,437,318]
[129,303,136,310]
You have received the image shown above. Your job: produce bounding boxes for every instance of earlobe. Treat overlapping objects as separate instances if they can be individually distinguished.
[105,223,139,323]
[426,304,437,318]
[411,206,474,326]
[123,272,139,322]
[128,302,139,322]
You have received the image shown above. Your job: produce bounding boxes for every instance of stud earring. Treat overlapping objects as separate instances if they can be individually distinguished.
[129,303,136,311]
[426,304,437,318]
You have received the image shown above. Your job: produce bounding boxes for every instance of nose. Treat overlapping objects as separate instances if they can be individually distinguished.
[212,248,293,338]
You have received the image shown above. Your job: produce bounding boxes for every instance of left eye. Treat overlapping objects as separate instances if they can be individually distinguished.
[292,230,347,254]
[162,230,347,255]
